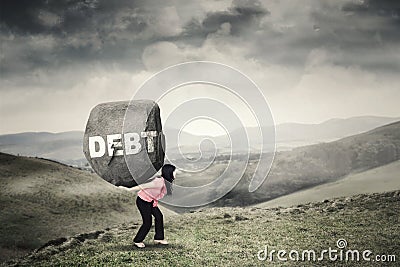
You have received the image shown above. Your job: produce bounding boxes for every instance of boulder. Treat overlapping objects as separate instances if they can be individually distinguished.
[83,100,165,187]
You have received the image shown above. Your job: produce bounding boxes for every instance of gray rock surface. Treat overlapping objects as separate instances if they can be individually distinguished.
[83,100,165,187]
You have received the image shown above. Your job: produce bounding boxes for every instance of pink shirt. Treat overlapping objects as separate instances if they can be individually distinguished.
[137,177,167,207]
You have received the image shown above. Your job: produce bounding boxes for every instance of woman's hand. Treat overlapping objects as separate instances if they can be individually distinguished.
[118,186,129,191]
[118,185,140,192]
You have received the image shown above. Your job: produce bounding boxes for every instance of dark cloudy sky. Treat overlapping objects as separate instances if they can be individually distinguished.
[1,0,399,134]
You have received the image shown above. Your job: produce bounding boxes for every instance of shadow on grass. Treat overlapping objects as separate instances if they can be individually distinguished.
[110,243,185,252]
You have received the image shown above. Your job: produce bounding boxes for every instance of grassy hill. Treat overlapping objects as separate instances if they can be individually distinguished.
[4,190,399,266]
[256,159,400,208]
[0,153,175,262]
[214,120,400,206]
[2,120,399,263]
[0,131,86,166]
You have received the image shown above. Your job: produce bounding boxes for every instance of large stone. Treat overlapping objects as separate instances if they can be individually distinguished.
[83,100,165,187]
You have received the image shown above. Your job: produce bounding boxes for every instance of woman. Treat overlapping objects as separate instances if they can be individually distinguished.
[120,164,176,248]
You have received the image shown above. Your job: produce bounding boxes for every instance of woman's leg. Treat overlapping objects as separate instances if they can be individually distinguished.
[152,206,164,240]
[133,197,152,243]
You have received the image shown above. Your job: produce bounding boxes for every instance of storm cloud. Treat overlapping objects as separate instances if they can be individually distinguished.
[1,0,399,78]
[0,0,399,133]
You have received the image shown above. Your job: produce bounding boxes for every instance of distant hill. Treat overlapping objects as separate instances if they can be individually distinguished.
[168,115,400,154]
[215,120,400,206]
[225,115,400,151]
[1,116,398,165]
[276,115,400,142]
[255,159,400,208]
[0,131,85,166]
[0,153,176,262]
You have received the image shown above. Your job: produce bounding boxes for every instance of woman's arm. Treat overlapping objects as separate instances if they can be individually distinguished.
[118,180,159,192]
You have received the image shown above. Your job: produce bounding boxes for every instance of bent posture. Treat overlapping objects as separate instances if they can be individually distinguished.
[120,164,176,248]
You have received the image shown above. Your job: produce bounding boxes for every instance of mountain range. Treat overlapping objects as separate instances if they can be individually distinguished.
[0,116,398,165]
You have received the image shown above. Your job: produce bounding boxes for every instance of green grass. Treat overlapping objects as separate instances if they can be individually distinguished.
[6,191,399,266]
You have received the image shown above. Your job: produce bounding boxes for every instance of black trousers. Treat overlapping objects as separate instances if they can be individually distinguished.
[133,196,164,242]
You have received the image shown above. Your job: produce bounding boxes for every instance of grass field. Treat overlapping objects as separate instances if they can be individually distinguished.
[3,190,399,266]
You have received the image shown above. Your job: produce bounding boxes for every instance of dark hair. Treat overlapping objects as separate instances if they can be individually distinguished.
[161,164,175,195]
